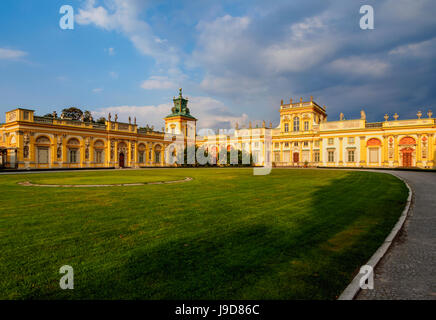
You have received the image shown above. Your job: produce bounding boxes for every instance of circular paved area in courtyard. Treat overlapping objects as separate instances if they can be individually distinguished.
[16,176,193,187]
[356,170,436,300]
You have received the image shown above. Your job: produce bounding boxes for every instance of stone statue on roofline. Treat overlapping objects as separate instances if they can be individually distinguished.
[340,113,344,121]
[360,110,366,120]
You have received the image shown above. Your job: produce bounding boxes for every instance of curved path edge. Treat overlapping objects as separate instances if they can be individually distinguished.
[338,173,413,300]
[17,177,193,188]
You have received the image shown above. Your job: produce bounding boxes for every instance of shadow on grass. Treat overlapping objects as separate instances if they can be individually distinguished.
[23,171,406,300]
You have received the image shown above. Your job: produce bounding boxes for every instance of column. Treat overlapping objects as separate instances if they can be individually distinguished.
[360,136,366,166]
[319,138,323,164]
[299,141,302,166]
[309,140,313,165]
[29,133,35,165]
[114,140,119,167]
[339,137,343,165]
[428,134,434,168]
[382,135,388,167]
[393,135,399,166]
[80,139,86,168]
[416,134,422,166]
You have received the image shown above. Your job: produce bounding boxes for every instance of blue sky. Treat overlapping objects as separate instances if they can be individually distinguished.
[0,0,435,129]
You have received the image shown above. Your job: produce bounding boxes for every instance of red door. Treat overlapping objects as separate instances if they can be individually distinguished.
[402,152,412,167]
[119,153,125,168]
[293,152,299,163]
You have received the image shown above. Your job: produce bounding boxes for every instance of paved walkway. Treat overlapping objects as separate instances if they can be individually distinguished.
[357,170,436,300]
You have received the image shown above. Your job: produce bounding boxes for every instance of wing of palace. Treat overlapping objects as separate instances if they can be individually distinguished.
[1,90,435,169]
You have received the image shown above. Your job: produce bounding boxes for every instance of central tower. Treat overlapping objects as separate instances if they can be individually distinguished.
[164,88,197,144]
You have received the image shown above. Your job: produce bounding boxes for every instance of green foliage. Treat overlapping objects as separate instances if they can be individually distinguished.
[61,107,83,120]
[95,117,106,124]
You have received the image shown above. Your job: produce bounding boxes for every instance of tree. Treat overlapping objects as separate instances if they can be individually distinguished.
[43,113,54,118]
[83,110,93,122]
[96,117,106,124]
[61,107,83,120]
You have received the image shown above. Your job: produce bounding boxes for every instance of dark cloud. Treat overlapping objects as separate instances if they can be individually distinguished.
[191,0,436,124]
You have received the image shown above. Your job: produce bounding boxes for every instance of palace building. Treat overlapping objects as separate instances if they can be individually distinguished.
[0,90,435,170]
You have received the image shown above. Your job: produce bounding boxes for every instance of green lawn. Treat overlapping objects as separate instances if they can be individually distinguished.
[0,168,408,299]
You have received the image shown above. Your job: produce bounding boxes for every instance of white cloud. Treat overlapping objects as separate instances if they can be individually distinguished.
[92,88,104,93]
[107,47,115,55]
[193,13,338,95]
[91,96,248,130]
[0,48,27,60]
[140,76,176,90]
[328,57,389,77]
[389,37,436,58]
[76,0,178,65]
[109,71,118,79]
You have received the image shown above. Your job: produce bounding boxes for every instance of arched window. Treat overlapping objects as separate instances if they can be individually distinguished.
[155,145,162,164]
[67,138,80,164]
[284,123,289,132]
[293,117,300,132]
[366,138,381,147]
[399,137,416,145]
[35,136,51,164]
[138,143,146,163]
[94,140,105,164]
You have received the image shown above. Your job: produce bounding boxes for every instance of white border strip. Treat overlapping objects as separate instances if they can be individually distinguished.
[338,174,413,300]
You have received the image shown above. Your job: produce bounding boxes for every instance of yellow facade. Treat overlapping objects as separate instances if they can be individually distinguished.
[0,108,168,169]
[1,95,435,170]
[268,98,436,169]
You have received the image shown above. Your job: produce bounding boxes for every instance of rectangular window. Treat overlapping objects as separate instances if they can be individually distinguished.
[328,138,334,145]
[254,142,259,148]
[304,121,309,131]
[253,151,260,163]
[347,150,355,162]
[314,151,320,162]
[284,123,289,132]
[37,147,49,164]
[274,152,280,162]
[294,142,299,147]
[314,140,320,147]
[369,148,379,163]
[24,111,29,120]
[96,150,103,163]
[328,151,335,162]
[284,142,289,147]
[293,119,300,132]
[274,143,279,148]
[69,149,78,163]
[303,141,309,147]
[283,151,290,163]
[348,137,355,144]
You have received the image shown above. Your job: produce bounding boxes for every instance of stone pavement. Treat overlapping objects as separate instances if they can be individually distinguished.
[357,170,436,300]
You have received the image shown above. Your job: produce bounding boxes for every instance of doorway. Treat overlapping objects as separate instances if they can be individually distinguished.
[293,152,299,163]
[401,148,413,167]
[119,152,125,168]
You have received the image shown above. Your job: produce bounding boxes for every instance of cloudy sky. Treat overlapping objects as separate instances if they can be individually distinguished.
[0,0,435,129]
